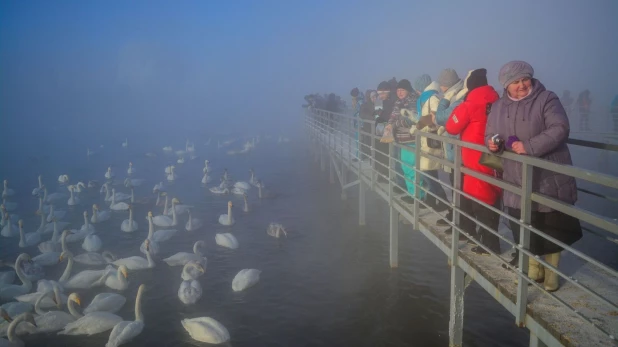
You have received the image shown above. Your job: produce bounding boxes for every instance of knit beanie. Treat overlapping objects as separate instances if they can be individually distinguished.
[498,61,534,88]
[397,79,413,93]
[464,68,488,92]
[350,87,359,97]
[413,74,432,92]
[377,81,390,92]
[438,68,460,89]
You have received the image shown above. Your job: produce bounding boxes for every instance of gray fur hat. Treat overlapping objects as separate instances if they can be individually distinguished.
[498,61,534,88]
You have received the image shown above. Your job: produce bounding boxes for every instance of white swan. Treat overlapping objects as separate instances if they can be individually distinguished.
[46,205,66,222]
[103,266,129,291]
[165,201,193,216]
[113,240,155,271]
[234,181,251,190]
[215,233,239,250]
[201,172,212,185]
[58,252,109,290]
[69,182,86,193]
[0,254,32,301]
[218,201,235,226]
[249,168,260,187]
[104,167,114,180]
[152,197,178,227]
[139,213,160,257]
[242,193,250,212]
[105,284,145,347]
[124,178,144,188]
[120,206,138,232]
[67,185,80,206]
[0,214,18,238]
[0,304,32,338]
[232,269,261,292]
[83,293,126,314]
[267,223,288,238]
[58,308,122,336]
[178,263,205,305]
[31,175,44,196]
[14,288,79,335]
[80,210,96,233]
[202,160,210,174]
[185,210,203,232]
[127,162,135,176]
[230,186,246,195]
[163,241,206,267]
[181,317,230,344]
[122,138,128,148]
[82,234,102,252]
[146,212,176,243]
[58,175,70,185]
[73,251,116,266]
[177,157,185,164]
[181,260,206,281]
[110,189,130,211]
[18,220,41,248]
[167,166,177,181]
[153,182,166,194]
[44,187,67,204]
[41,217,69,235]
[162,146,173,152]
[0,312,37,347]
[91,204,111,224]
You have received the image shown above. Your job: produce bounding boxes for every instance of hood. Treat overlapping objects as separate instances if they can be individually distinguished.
[465,85,499,104]
[502,79,546,106]
[424,81,440,93]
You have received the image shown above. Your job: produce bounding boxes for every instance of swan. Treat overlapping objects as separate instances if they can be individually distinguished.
[10,260,44,283]
[37,222,64,254]
[46,205,66,223]
[87,180,99,188]
[0,207,19,228]
[127,162,135,176]
[178,279,202,305]
[167,166,177,181]
[139,213,160,257]
[110,188,131,202]
[122,138,128,148]
[17,220,40,248]
[58,252,109,290]
[41,217,69,235]
[232,269,261,292]
[82,293,125,315]
[2,180,15,199]
[91,204,111,223]
[124,178,144,188]
[201,172,212,185]
[0,312,37,347]
[79,210,96,233]
[82,234,102,252]
[113,240,155,271]
[177,157,185,164]
[181,260,206,281]
[110,189,130,211]
[215,233,239,250]
[0,270,15,287]
[103,266,129,291]
[242,193,249,212]
[209,179,230,195]
[234,181,251,190]
[162,146,173,152]
[1,214,18,237]
[35,197,49,215]
[185,210,203,232]
[249,168,260,186]
[218,201,235,226]
[267,223,288,238]
[152,197,178,227]
[231,186,246,195]
[152,182,166,194]
[14,288,79,335]
[31,176,44,197]
[104,167,114,180]
[69,182,86,193]
[58,295,123,336]
[0,303,32,338]
[105,284,146,347]
[120,206,138,232]
[67,185,80,206]
[181,317,230,344]
[65,227,93,243]
[0,254,32,301]
[166,201,193,216]
[73,251,116,266]
[146,212,176,242]
[163,241,207,267]
[43,187,67,204]
[58,175,70,185]
[257,180,276,199]
[202,160,210,174]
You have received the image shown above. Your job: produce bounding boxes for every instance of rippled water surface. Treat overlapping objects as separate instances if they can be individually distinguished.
[1,137,533,347]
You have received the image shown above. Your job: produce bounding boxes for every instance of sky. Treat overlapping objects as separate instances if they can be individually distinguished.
[1,0,617,157]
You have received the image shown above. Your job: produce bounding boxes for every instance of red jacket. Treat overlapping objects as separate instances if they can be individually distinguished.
[446,85,501,205]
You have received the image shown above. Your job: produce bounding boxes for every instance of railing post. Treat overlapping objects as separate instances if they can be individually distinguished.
[388,142,394,202]
[529,332,548,347]
[448,142,465,347]
[329,152,335,184]
[413,134,421,230]
[516,162,534,327]
[359,176,366,226]
[389,201,399,268]
[371,125,376,190]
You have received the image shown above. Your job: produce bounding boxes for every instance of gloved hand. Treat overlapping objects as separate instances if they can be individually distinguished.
[416,114,434,129]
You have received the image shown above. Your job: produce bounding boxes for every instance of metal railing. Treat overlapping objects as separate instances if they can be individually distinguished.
[304,107,618,345]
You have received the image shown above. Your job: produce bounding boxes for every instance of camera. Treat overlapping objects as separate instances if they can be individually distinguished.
[491,134,504,147]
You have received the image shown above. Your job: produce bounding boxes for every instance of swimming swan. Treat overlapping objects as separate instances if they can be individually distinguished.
[232,269,261,292]
[218,201,235,226]
[215,233,239,250]
[105,284,146,347]
[181,317,230,344]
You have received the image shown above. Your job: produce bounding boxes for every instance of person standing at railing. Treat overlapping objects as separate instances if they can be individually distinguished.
[375,81,397,183]
[359,90,378,161]
[560,90,574,119]
[611,94,618,133]
[433,68,468,228]
[486,60,582,292]
[411,74,449,212]
[577,89,592,131]
[445,68,501,255]
[350,88,364,161]
[325,93,340,133]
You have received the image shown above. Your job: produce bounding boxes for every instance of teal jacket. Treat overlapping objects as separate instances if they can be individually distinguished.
[434,80,466,162]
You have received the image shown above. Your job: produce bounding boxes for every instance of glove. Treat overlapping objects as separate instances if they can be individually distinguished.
[416,115,434,130]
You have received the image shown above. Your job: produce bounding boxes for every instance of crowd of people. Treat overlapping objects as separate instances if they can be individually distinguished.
[306,61,590,292]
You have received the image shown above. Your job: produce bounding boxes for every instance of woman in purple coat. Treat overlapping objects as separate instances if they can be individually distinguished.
[485,61,582,292]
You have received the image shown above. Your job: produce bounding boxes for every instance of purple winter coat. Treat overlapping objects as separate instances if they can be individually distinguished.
[485,79,577,212]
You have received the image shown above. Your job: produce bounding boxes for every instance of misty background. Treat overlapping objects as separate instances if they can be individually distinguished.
[1,0,617,164]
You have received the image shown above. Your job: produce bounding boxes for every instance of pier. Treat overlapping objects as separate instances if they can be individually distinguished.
[304,108,618,347]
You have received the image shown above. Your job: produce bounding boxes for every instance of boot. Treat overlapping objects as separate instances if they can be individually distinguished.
[544,252,561,292]
[528,257,545,283]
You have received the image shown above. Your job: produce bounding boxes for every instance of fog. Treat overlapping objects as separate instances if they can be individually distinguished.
[1,0,617,162]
